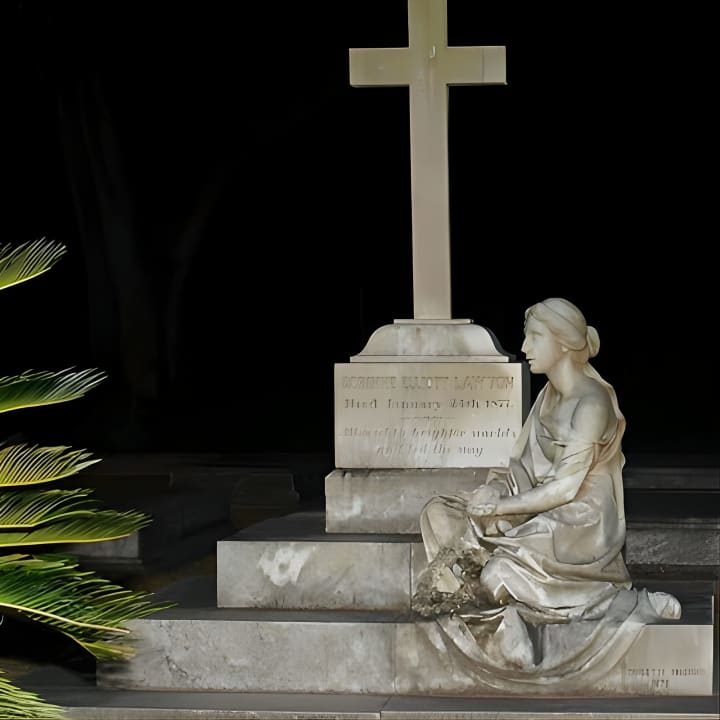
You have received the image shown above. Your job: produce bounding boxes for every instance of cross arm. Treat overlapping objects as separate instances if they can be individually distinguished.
[441,46,507,85]
[349,47,415,87]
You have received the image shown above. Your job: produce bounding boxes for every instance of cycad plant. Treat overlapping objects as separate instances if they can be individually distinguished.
[0,239,169,719]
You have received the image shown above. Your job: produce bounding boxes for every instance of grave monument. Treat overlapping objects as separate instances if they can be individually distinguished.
[326,0,529,535]
[88,0,715,712]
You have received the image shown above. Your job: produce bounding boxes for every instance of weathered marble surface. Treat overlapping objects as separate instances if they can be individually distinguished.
[349,321,511,362]
[36,685,720,719]
[215,513,718,611]
[625,521,719,566]
[99,610,398,694]
[326,474,720,570]
[98,607,714,696]
[217,534,414,611]
[325,469,489,533]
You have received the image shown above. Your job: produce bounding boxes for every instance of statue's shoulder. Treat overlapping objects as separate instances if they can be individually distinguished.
[572,378,615,442]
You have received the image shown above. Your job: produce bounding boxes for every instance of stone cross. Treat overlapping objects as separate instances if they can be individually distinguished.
[350,0,506,320]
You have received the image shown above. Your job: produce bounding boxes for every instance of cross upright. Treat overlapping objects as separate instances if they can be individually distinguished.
[350,0,506,320]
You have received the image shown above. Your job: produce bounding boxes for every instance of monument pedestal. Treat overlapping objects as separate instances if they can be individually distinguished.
[325,468,489,533]
[95,510,716,699]
[97,599,714,697]
[89,320,716,710]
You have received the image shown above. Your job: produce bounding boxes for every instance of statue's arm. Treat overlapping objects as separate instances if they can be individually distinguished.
[474,395,611,517]
[465,468,513,513]
[489,452,593,515]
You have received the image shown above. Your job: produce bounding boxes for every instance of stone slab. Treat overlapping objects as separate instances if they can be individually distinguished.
[215,513,717,610]
[334,363,527,468]
[27,688,720,720]
[98,609,400,694]
[217,513,414,610]
[380,694,720,719]
[326,472,720,569]
[625,521,720,566]
[40,688,387,719]
[26,683,720,720]
[97,606,714,696]
[326,469,489,533]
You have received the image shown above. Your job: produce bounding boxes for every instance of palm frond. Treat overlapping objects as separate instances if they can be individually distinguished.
[0,488,100,528]
[0,369,106,415]
[0,444,99,488]
[0,508,151,547]
[0,554,172,660]
[0,239,66,293]
[0,672,65,719]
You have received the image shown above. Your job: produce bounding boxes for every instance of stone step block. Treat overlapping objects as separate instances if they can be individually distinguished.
[217,513,422,611]
[217,512,719,612]
[97,601,714,697]
[325,472,720,567]
[30,687,720,719]
[325,469,488,534]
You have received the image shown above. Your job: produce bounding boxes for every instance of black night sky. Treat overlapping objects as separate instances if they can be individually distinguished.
[3,2,717,460]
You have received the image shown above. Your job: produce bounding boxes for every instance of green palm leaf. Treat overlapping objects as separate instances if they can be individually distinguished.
[0,444,99,488]
[0,239,66,293]
[0,369,106,415]
[0,488,100,528]
[0,672,64,719]
[0,507,151,547]
[0,554,171,660]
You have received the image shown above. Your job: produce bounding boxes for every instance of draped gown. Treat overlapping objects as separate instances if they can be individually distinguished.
[411,367,680,690]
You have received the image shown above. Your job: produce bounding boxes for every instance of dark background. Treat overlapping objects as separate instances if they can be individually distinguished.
[2,1,716,459]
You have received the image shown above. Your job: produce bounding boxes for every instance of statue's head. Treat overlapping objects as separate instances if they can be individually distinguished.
[523,298,599,372]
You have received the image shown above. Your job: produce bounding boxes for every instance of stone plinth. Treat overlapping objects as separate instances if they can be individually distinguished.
[216,513,718,611]
[28,687,720,719]
[217,513,418,611]
[325,469,489,533]
[98,603,714,696]
[625,520,720,567]
[326,470,720,565]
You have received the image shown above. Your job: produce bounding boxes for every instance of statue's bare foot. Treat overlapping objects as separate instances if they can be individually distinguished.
[648,591,682,620]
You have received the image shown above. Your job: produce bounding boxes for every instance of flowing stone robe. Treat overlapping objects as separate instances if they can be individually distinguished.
[412,367,679,690]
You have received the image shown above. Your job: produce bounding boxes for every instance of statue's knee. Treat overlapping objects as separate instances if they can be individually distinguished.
[480,558,512,605]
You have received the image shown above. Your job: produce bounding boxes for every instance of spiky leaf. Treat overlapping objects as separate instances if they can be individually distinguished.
[0,554,171,660]
[0,239,66,293]
[0,444,99,488]
[0,507,151,547]
[0,488,100,528]
[0,672,64,719]
[0,369,106,415]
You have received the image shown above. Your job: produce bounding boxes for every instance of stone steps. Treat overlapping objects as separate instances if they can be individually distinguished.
[96,592,715,697]
[217,512,719,611]
[91,456,717,706]
[217,512,423,611]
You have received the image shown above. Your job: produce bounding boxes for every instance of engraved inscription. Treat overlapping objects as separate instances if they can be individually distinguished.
[335,363,526,469]
[624,665,707,691]
[618,625,714,695]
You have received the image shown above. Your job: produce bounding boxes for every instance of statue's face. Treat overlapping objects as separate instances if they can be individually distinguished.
[521,316,565,375]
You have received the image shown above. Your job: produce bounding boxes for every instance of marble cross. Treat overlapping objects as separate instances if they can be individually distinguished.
[350,0,506,320]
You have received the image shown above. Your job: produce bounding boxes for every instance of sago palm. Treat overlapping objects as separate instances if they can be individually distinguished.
[0,239,169,719]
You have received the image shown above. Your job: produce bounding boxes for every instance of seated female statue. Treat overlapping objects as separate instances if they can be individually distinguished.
[412,298,680,684]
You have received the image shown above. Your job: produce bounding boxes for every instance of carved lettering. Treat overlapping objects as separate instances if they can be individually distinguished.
[335,363,525,468]
[454,376,514,391]
[342,376,397,390]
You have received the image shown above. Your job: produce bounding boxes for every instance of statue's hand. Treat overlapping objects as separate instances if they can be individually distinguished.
[470,483,500,503]
[467,484,500,515]
[467,502,497,517]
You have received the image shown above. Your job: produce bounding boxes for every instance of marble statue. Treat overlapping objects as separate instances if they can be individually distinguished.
[412,298,681,688]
